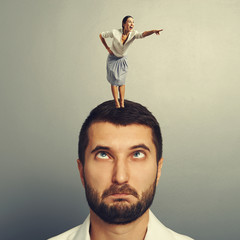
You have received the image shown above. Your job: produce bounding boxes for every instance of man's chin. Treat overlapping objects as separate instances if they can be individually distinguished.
[103,200,133,211]
[92,201,145,225]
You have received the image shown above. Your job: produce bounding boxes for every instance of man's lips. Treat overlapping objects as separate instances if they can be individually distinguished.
[101,184,139,199]
[109,193,133,202]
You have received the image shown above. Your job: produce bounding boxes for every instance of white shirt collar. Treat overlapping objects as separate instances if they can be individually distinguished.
[72,210,176,240]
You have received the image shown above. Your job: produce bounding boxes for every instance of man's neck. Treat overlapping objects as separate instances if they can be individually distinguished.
[89,210,150,240]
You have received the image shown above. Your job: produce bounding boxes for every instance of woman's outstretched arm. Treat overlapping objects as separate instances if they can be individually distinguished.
[99,34,114,55]
[142,29,163,38]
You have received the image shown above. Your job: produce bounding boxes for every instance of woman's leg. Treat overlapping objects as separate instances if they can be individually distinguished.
[111,85,120,108]
[119,85,125,108]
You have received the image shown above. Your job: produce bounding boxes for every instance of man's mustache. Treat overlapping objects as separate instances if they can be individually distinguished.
[101,184,139,199]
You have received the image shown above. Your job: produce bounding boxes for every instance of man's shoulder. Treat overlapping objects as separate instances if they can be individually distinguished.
[168,228,194,240]
[48,225,81,240]
[48,215,90,240]
[148,211,194,240]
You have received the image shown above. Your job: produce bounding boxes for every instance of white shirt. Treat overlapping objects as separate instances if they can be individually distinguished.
[101,29,144,57]
[48,211,194,240]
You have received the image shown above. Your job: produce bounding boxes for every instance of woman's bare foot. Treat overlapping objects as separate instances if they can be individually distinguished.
[120,100,125,108]
[115,100,120,108]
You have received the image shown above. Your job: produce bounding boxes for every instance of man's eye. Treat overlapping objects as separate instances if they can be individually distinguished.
[133,151,145,159]
[96,152,109,159]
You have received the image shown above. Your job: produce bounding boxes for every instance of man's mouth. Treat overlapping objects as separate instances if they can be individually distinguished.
[102,184,139,199]
[110,193,132,203]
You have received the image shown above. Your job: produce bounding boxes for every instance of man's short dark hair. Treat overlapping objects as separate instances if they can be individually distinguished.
[78,100,162,165]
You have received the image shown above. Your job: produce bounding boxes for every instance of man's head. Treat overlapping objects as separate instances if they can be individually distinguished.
[77,100,163,224]
[78,100,162,165]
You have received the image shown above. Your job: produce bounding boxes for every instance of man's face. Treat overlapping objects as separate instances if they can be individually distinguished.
[77,122,163,224]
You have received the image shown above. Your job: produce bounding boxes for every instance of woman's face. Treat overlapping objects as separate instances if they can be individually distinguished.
[123,17,134,32]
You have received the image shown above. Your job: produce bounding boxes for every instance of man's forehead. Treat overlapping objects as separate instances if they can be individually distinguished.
[87,122,154,147]
[88,121,152,134]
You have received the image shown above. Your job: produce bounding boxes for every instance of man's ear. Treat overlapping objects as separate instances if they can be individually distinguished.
[77,159,85,188]
[156,158,164,186]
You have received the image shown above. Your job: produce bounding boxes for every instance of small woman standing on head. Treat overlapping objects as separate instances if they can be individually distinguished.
[99,15,163,108]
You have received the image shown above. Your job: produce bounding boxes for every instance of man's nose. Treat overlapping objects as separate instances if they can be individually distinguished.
[112,159,129,184]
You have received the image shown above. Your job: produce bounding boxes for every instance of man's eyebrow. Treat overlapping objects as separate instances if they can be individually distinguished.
[91,146,110,154]
[130,144,150,152]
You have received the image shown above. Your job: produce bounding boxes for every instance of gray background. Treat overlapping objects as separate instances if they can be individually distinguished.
[1,0,239,239]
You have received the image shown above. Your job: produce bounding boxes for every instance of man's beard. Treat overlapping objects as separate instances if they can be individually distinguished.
[84,177,157,225]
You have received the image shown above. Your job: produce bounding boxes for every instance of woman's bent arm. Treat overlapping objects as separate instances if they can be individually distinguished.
[99,34,113,55]
[142,29,163,38]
